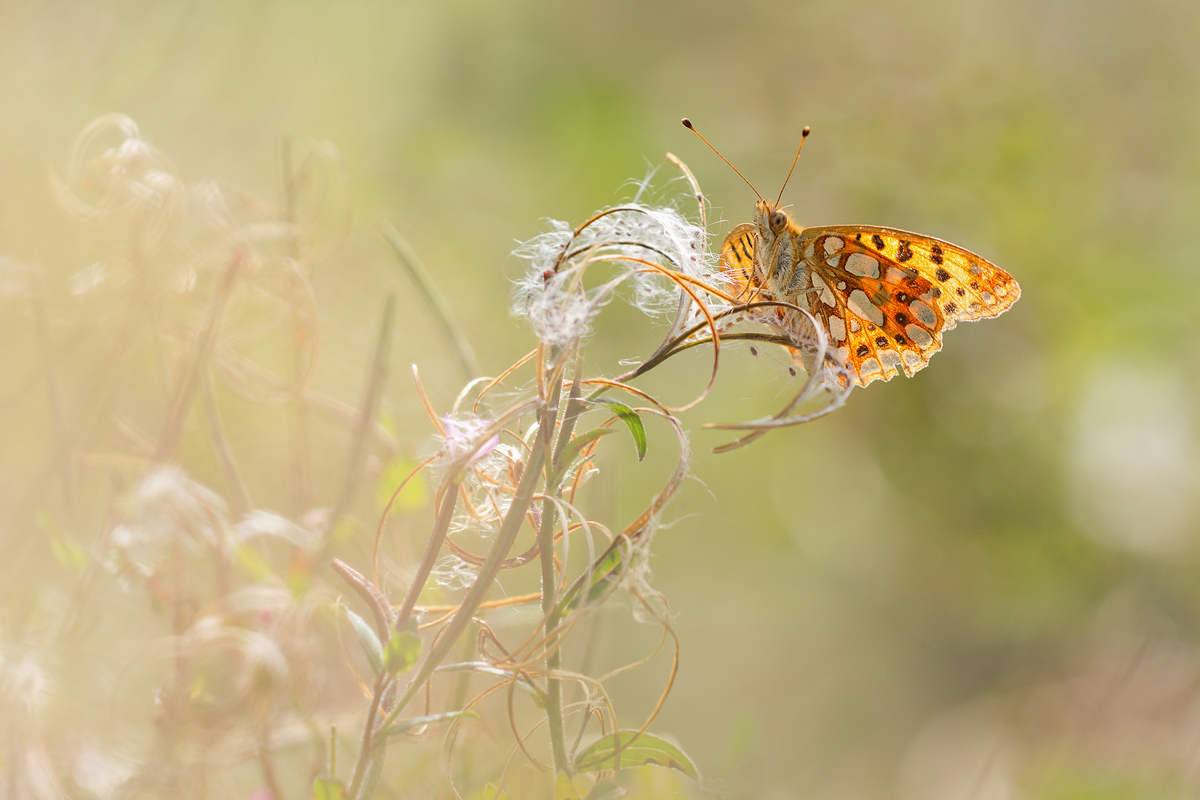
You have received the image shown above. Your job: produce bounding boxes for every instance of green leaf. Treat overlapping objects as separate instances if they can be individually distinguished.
[548,427,614,492]
[286,561,313,597]
[330,516,357,545]
[380,709,477,738]
[574,731,699,780]
[345,608,383,675]
[590,397,647,461]
[559,428,612,469]
[312,777,348,800]
[37,511,87,572]
[479,784,515,800]
[558,542,625,616]
[382,630,422,675]
[376,456,429,512]
[583,778,623,800]
[234,544,275,581]
[554,771,587,799]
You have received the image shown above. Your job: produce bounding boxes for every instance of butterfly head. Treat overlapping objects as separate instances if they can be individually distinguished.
[766,204,790,234]
[753,200,796,240]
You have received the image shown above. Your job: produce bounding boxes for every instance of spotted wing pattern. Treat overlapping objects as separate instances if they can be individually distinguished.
[719,216,1020,388]
[801,225,1019,385]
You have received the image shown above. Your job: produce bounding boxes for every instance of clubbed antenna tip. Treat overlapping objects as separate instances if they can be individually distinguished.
[680,117,761,201]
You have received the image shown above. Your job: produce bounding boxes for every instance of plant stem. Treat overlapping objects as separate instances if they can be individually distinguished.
[347,672,388,800]
[383,223,481,382]
[539,362,585,773]
[330,293,396,529]
[380,412,551,734]
[393,479,461,626]
[154,248,242,461]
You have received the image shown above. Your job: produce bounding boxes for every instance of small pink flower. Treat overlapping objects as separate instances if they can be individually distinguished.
[443,416,499,463]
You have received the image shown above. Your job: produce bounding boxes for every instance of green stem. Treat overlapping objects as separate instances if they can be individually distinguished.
[383,223,481,382]
[393,481,460,626]
[540,361,585,773]
[347,673,389,799]
[380,414,551,733]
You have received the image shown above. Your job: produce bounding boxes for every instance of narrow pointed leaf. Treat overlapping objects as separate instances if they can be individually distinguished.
[345,608,383,675]
[558,541,625,616]
[381,709,477,738]
[590,398,647,461]
[574,731,698,780]
[558,429,612,470]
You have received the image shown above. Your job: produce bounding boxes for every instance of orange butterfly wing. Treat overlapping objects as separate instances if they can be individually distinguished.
[800,225,1019,385]
[719,222,759,301]
[720,219,1020,388]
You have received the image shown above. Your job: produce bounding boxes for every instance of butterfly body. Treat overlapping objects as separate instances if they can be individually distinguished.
[720,200,1020,387]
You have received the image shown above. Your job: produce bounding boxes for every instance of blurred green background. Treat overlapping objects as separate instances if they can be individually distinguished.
[2,0,1199,797]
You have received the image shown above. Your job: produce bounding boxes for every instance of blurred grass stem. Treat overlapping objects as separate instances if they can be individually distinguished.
[154,248,243,461]
[329,293,396,531]
[383,223,481,382]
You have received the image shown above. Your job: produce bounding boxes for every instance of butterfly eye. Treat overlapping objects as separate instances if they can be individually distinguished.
[768,210,788,233]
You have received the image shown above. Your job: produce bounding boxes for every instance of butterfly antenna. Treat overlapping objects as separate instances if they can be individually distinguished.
[681,118,762,201]
[775,126,811,207]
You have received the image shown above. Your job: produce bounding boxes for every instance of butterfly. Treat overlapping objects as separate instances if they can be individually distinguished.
[686,120,1020,388]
